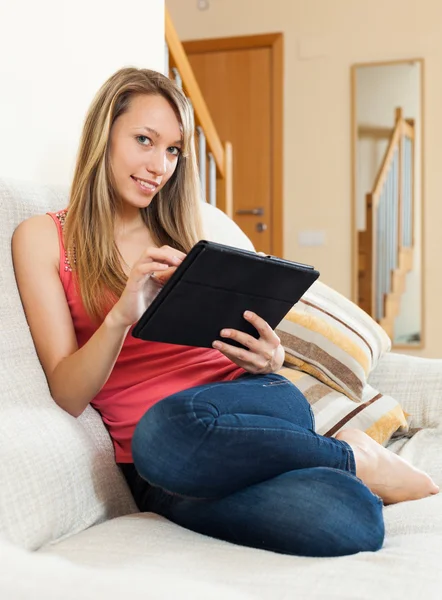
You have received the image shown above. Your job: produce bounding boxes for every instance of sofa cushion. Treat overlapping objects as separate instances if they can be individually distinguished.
[0,178,137,551]
[369,352,442,430]
[39,503,442,599]
[279,367,407,445]
[276,280,392,402]
[200,202,255,251]
[0,536,247,600]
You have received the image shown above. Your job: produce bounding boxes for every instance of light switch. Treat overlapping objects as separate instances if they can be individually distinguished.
[298,230,326,246]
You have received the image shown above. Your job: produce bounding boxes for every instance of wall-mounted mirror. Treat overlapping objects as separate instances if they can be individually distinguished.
[351,59,424,348]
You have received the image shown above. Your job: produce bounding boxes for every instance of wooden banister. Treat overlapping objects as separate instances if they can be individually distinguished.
[165,8,225,178]
[371,114,403,203]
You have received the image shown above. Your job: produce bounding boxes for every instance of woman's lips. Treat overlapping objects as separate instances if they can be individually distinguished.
[131,176,158,193]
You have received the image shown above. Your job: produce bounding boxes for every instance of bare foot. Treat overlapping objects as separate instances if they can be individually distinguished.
[336,428,439,505]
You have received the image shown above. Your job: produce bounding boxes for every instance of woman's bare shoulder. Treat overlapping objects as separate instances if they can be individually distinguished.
[13,213,58,237]
[12,213,59,263]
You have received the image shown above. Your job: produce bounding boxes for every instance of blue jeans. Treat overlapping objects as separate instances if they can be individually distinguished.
[126,373,384,557]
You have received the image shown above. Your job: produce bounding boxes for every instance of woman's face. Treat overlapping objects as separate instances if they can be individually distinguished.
[109,93,183,209]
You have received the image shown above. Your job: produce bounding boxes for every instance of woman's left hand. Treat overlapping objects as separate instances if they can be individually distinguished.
[212,311,285,374]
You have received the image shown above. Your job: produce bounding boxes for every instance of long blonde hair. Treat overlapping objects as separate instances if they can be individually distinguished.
[64,67,203,321]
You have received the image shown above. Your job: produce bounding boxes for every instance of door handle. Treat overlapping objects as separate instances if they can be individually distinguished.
[235,207,264,216]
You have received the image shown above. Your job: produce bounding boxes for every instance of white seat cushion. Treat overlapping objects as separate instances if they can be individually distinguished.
[0,535,248,600]
[40,498,442,599]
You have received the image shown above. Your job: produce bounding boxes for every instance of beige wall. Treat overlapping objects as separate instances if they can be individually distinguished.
[167,0,442,358]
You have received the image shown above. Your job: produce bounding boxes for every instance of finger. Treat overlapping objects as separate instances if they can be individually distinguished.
[212,339,255,363]
[130,261,169,284]
[218,332,276,367]
[213,340,270,373]
[160,245,187,260]
[137,247,185,267]
[151,266,177,285]
[219,327,261,352]
[243,311,280,345]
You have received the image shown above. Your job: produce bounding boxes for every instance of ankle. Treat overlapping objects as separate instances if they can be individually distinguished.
[336,430,376,481]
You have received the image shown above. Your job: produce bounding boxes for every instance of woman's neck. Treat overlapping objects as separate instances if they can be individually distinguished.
[114,206,145,237]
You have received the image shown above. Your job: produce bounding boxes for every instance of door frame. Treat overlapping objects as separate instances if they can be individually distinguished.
[183,33,284,257]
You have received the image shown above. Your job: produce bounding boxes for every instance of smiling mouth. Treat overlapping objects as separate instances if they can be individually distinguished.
[131,176,158,192]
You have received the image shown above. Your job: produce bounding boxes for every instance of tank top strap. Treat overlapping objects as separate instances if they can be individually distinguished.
[46,209,73,285]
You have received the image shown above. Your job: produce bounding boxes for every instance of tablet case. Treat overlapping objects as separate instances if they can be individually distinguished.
[132,240,319,348]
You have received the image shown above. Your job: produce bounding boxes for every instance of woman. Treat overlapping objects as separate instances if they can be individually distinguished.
[12,67,438,557]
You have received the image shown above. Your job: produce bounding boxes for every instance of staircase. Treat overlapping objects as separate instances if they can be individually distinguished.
[358,108,415,340]
[165,8,233,217]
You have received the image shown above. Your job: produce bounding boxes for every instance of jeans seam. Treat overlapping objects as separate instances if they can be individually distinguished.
[186,374,288,403]
[308,403,315,430]
[135,470,214,502]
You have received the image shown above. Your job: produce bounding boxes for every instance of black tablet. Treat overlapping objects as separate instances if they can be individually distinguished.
[132,240,319,348]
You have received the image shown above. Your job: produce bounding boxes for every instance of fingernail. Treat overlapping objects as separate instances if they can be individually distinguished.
[221,329,230,337]
[212,341,222,349]
[244,311,253,318]
[172,256,182,264]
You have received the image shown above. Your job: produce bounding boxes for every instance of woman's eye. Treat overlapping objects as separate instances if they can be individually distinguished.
[136,135,151,146]
[168,146,181,156]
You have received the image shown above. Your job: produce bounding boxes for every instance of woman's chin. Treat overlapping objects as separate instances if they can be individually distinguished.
[120,192,155,211]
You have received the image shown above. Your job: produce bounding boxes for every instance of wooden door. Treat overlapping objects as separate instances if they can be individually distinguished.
[183,34,283,256]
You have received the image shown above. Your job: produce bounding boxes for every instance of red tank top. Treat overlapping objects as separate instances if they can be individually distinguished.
[48,210,244,462]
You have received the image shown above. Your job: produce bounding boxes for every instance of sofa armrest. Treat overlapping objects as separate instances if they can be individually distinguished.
[368,352,442,429]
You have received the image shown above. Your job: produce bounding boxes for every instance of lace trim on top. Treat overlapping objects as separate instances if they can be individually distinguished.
[55,210,76,272]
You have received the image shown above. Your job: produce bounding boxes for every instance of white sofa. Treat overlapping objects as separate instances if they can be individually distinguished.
[2,177,442,599]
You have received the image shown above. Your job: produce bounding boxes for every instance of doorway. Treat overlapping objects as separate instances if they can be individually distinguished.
[183,33,284,256]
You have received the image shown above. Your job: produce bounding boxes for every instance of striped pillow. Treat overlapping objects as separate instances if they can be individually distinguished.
[278,367,408,445]
[276,280,391,402]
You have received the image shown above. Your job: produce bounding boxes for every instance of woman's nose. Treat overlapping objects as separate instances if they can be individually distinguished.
[146,149,167,176]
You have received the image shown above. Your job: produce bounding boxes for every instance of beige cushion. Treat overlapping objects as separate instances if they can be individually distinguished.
[276,280,392,402]
[279,367,407,445]
[275,281,407,445]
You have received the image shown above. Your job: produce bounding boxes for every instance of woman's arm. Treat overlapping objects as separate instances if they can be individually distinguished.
[12,215,183,417]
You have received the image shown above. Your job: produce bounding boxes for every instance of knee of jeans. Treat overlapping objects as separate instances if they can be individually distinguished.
[304,467,385,556]
[131,394,219,495]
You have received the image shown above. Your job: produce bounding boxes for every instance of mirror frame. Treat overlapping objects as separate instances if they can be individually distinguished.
[350,58,425,350]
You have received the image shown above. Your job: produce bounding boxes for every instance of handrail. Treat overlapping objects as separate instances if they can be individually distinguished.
[372,108,413,204]
[165,8,225,177]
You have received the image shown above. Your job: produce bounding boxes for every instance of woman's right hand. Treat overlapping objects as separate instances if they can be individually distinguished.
[107,246,186,328]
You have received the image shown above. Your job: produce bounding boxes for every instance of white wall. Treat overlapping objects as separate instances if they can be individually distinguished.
[0,0,165,186]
